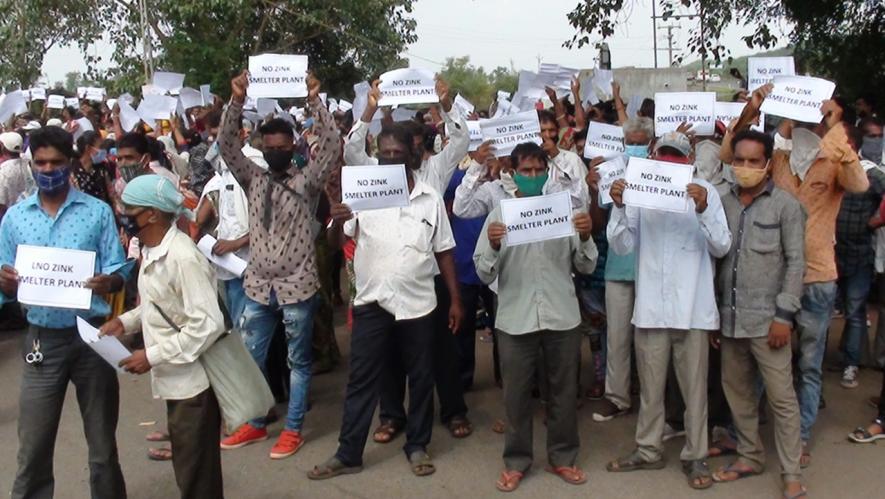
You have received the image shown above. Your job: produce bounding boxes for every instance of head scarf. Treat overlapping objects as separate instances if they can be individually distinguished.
[121,174,187,216]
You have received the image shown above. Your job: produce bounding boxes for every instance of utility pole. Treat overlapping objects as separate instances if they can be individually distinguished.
[652,1,658,68]
[139,0,154,83]
[657,25,679,67]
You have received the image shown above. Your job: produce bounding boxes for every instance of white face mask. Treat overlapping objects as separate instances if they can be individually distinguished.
[790,128,822,181]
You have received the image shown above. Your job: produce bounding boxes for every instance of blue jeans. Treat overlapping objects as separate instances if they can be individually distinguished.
[223,278,247,328]
[240,291,318,431]
[795,281,837,442]
[837,267,873,367]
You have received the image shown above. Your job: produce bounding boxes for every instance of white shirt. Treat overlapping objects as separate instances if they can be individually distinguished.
[118,228,226,400]
[343,108,470,194]
[200,169,250,280]
[0,157,35,206]
[607,177,732,330]
[344,179,455,320]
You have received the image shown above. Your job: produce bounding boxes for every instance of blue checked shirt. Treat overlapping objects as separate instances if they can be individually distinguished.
[0,189,131,328]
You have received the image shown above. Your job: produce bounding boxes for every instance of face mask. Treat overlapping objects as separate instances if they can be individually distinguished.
[732,164,769,189]
[624,144,649,159]
[861,136,883,164]
[91,149,107,164]
[119,214,144,238]
[656,154,690,165]
[118,163,145,183]
[33,166,71,195]
[790,128,821,181]
[513,172,548,197]
[263,150,294,172]
[499,171,518,196]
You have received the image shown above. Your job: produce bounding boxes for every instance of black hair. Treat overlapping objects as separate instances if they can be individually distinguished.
[62,106,78,120]
[183,129,202,148]
[561,98,575,118]
[832,96,856,126]
[76,130,100,156]
[510,142,549,169]
[205,109,223,129]
[258,118,295,139]
[731,129,774,160]
[401,120,424,140]
[845,124,865,153]
[574,128,588,142]
[639,98,655,119]
[537,109,557,125]
[29,126,75,159]
[377,123,420,170]
[100,138,115,152]
[857,92,878,109]
[339,110,354,131]
[595,100,618,124]
[118,132,150,155]
[422,124,438,153]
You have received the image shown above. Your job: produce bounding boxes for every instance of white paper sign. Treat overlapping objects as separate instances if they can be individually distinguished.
[497,91,511,101]
[197,235,248,277]
[715,101,764,132]
[584,122,625,160]
[500,191,574,247]
[654,92,716,136]
[76,317,130,373]
[47,94,65,109]
[479,110,542,157]
[378,68,439,106]
[139,95,177,121]
[29,88,46,101]
[748,57,795,91]
[65,97,80,108]
[152,71,185,93]
[467,121,484,152]
[0,90,28,123]
[77,86,87,98]
[85,87,105,102]
[72,117,94,142]
[592,68,614,100]
[760,75,836,124]
[338,99,353,112]
[118,93,135,107]
[341,164,410,211]
[454,94,475,118]
[178,88,203,110]
[15,245,96,310]
[595,156,627,206]
[623,157,693,213]
[256,98,278,117]
[199,84,212,106]
[351,81,370,121]
[119,101,142,133]
[247,53,308,99]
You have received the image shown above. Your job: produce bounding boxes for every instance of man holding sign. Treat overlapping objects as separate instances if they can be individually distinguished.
[474,142,597,492]
[0,127,130,499]
[606,131,731,490]
[724,84,868,467]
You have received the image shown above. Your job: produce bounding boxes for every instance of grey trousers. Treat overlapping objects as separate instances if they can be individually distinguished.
[13,325,126,499]
[604,281,635,409]
[634,328,709,462]
[498,328,582,472]
[721,336,802,482]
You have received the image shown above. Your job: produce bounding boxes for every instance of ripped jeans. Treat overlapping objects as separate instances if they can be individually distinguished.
[240,291,318,432]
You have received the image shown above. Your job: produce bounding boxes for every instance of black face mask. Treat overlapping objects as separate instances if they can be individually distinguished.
[263,150,294,172]
[379,154,415,170]
[119,214,143,238]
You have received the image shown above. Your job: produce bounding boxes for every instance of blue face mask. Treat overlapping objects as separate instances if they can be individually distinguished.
[91,149,107,164]
[33,165,71,195]
[624,144,649,159]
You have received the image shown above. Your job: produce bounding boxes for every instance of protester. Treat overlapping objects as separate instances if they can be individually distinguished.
[308,123,463,479]
[723,85,869,467]
[216,70,338,459]
[606,130,731,490]
[73,130,114,205]
[712,130,807,499]
[0,126,130,499]
[0,131,34,219]
[101,174,226,499]
[474,142,598,492]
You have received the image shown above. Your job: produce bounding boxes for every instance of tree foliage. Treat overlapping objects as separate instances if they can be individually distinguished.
[438,56,518,111]
[564,0,885,107]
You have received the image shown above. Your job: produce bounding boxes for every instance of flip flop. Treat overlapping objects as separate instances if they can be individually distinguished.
[307,457,363,481]
[448,416,473,439]
[708,438,737,457]
[147,447,172,461]
[606,450,666,472]
[682,459,713,490]
[372,421,403,444]
[848,423,885,443]
[145,431,170,442]
[408,451,436,477]
[545,465,587,485]
[784,486,808,499]
[495,470,524,492]
[712,462,761,482]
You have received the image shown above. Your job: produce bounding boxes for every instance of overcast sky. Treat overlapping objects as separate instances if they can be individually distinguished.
[40,0,791,85]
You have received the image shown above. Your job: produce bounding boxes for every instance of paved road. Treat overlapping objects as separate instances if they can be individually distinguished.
[0,317,881,499]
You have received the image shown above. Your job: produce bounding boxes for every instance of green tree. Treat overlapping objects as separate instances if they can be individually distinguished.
[439,56,518,111]
[564,1,885,108]
[64,72,83,93]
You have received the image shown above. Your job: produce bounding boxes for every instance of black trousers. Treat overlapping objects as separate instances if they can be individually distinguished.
[666,343,732,431]
[379,277,468,426]
[167,388,223,499]
[878,368,885,422]
[336,304,435,466]
[455,283,498,389]
[13,324,126,499]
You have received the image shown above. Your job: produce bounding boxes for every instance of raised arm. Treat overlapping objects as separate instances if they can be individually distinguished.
[572,78,588,131]
[343,80,380,166]
[424,77,469,191]
[303,74,340,192]
[819,101,869,194]
[219,70,261,190]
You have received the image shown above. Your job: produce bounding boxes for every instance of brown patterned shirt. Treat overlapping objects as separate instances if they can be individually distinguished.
[218,98,338,305]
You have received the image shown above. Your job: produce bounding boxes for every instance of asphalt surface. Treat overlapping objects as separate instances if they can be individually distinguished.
[0,313,882,499]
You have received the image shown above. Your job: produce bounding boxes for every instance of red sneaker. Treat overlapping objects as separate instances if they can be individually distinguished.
[220,423,268,450]
[270,430,305,459]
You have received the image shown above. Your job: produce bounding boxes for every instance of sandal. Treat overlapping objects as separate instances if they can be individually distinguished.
[682,459,713,490]
[145,431,170,442]
[147,447,172,461]
[546,465,587,485]
[800,443,811,468]
[448,416,473,439]
[712,461,761,482]
[372,421,403,444]
[708,438,737,457]
[783,485,808,499]
[606,450,666,472]
[307,456,363,481]
[848,421,885,443]
[495,470,524,492]
[408,451,436,477]
[491,419,506,434]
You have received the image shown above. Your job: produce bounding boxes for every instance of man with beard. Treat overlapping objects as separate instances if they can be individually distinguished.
[216,70,339,459]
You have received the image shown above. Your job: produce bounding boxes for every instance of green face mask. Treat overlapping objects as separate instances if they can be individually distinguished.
[513,172,548,197]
